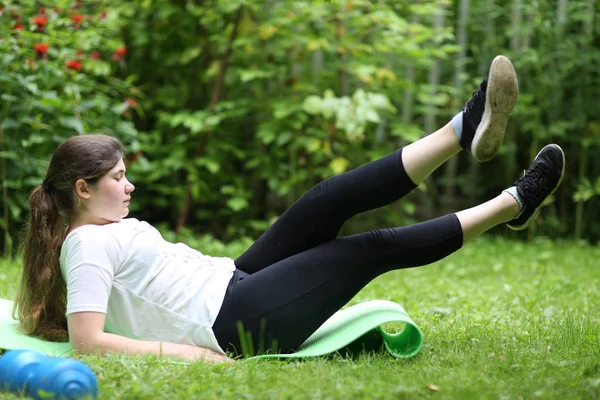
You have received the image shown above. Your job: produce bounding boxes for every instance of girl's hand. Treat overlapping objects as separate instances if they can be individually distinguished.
[191,346,234,364]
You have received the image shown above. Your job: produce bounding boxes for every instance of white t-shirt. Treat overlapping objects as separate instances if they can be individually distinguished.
[59,218,236,354]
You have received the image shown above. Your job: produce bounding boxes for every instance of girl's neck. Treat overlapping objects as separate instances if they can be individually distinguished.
[68,214,115,235]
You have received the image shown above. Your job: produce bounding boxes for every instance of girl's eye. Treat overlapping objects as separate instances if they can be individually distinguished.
[115,177,122,182]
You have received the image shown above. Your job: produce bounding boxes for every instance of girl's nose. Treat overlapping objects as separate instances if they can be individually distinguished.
[126,181,135,194]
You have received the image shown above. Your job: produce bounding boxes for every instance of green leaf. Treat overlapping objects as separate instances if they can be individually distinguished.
[112,102,129,115]
[227,197,248,212]
[116,122,138,139]
[1,94,18,102]
[364,108,380,123]
[367,93,396,112]
[390,123,423,142]
[0,151,18,160]
[88,61,112,76]
[302,96,322,115]
[184,115,205,134]
[196,158,221,174]
[180,47,202,64]
[403,201,417,215]
[273,102,300,120]
[257,125,276,144]
[1,119,19,130]
[329,157,350,175]
[276,131,292,146]
[220,185,236,195]
[238,69,275,83]
[58,117,84,134]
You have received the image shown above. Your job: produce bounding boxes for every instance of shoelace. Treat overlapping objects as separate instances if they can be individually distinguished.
[464,87,486,119]
[517,161,552,206]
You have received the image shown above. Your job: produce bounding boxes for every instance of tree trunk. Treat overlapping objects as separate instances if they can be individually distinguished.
[0,122,10,258]
[442,0,470,211]
[424,4,445,136]
[574,142,588,239]
[510,0,522,51]
[479,0,497,73]
[553,0,568,114]
[422,2,447,207]
[336,6,349,96]
[176,7,244,234]
[574,0,595,239]
[312,6,325,81]
[402,13,419,127]
[557,0,568,26]
[469,0,498,205]
[585,0,596,36]
[375,0,398,145]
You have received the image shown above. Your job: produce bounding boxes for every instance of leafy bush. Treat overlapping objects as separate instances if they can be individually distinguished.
[0,0,140,256]
[2,0,600,257]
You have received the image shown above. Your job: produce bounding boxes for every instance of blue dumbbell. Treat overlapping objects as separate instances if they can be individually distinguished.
[0,349,98,399]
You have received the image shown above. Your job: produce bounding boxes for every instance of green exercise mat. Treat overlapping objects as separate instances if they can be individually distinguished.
[0,298,423,359]
[0,298,72,356]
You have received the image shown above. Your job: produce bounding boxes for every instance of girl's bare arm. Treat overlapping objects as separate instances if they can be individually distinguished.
[67,311,232,364]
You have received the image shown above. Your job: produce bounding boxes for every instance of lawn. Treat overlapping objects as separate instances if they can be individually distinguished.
[1,237,599,399]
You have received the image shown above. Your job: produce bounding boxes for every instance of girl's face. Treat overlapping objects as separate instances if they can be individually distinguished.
[84,158,135,223]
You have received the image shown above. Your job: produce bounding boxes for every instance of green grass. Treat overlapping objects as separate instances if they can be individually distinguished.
[1,237,599,399]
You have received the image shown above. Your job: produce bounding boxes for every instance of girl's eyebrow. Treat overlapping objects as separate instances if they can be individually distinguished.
[114,169,126,174]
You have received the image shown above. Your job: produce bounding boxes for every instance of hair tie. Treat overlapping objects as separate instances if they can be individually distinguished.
[41,178,53,194]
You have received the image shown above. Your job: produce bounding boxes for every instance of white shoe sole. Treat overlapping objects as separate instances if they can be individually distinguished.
[471,55,519,162]
[507,144,566,231]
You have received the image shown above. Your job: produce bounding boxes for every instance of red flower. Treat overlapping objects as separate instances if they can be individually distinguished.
[127,151,143,164]
[66,60,82,71]
[34,43,50,58]
[13,23,24,30]
[99,10,107,20]
[71,14,83,27]
[90,51,102,60]
[34,43,50,52]
[125,97,138,107]
[113,46,126,61]
[34,15,47,31]
[34,16,47,26]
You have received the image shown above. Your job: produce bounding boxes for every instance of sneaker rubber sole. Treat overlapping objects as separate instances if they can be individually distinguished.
[471,55,519,162]
[507,144,566,231]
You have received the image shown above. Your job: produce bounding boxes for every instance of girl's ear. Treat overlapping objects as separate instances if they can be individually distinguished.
[74,179,92,200]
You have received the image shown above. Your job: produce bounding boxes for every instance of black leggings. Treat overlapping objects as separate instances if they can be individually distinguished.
[212,149,464,354]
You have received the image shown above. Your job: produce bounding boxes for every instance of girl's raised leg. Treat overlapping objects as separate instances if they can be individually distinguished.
[236,56,519,274]
[214,144,565,355]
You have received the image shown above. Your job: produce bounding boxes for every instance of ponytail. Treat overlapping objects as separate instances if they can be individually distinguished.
[13,184,69,342]
[12,134,124,342]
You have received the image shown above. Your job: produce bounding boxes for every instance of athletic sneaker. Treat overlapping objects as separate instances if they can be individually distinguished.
[506,144,565,231]
[460,55,519,162]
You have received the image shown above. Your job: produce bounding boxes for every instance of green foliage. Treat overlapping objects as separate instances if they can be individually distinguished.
[1,0,600,253]
[0,0,139,256]
[1,238,599,398]
[106,0,452,240]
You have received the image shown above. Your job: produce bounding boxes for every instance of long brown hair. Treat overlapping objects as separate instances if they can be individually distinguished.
[14,134,124,341]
